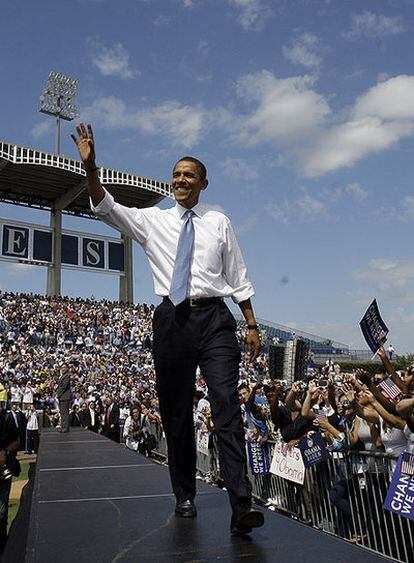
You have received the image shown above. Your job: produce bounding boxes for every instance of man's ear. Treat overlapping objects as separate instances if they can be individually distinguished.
[201,179,208,190]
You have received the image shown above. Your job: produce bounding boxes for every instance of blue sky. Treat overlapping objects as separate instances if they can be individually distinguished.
[1,0,414,352]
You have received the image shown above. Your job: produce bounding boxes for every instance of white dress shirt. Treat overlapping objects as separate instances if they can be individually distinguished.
[91,188,254,304]
[26,411,39,431]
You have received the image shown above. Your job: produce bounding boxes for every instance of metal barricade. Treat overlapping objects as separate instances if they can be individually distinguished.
[150,425,413,562]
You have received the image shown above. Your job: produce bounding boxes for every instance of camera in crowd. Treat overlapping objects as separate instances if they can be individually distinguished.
[0,465,12,481]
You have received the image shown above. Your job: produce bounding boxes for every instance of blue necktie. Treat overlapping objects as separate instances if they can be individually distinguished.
[169,210,195,306]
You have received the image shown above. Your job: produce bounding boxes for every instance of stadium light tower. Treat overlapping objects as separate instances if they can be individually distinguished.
[38,72,80,297]
[39,71,79,155]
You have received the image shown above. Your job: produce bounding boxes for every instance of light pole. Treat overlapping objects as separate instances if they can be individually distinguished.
[39,71,80,297]
[39,71,79,155]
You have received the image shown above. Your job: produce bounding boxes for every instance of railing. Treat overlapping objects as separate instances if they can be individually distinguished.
[0,140,173,199]
[150,425,413,563]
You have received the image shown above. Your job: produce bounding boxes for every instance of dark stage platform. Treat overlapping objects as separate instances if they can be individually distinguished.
[13,429,388,562]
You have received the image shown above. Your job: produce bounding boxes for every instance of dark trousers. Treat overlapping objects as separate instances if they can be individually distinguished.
[59,400,70,432]
[153,299,251,521]
[26,429,39,453]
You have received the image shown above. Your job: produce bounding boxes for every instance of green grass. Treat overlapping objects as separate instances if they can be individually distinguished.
[14,461,30,482]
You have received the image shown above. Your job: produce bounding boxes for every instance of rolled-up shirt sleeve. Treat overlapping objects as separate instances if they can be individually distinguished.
[91,188,152,244]
[222,217,255,304]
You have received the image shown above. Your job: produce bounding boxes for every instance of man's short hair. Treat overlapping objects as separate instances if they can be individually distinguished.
[174,156,207,180]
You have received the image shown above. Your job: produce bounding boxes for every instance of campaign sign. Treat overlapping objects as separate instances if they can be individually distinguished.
[270,440,305,485]
[247,441,271,475]
[360,299,389,354]
[298,432,331,468]
[384,452,414,522]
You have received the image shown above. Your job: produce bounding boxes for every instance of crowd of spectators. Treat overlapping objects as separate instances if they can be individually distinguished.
[1,291,414,556]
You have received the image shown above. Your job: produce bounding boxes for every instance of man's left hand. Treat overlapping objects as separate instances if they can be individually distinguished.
[247,329,261,362]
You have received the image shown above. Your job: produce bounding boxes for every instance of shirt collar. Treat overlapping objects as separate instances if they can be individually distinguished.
[174,201,203,218]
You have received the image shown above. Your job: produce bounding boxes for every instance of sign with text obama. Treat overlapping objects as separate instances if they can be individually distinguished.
[0,219,124,275]
[384,452,414,522]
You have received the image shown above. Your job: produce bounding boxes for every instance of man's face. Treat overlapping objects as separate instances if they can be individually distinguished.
[172,161,207,209]
[238,387,249,403]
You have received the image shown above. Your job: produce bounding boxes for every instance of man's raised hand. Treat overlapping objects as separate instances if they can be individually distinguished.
[70,122,96,169]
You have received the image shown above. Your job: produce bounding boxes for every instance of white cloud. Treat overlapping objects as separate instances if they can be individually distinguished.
[84,72,414,176]
[227,0,272,31]
[265,192,326,223]
[377,72,390,83]
[136,102,204,149]
[297,75,414,177]
[282,33,323,70]
[353,75,414,121]
[195,72,213,83]
[402,195,414,219]
[344,11,405,39]
[344,182,368,202]
[234,71,330,145]
[84,96,205,149]
[297,193,326,217]
[89,38,139,79]
[153,14,170,27]
[220,157,259,181]
[353,258,414,289]
[235,213,258,236]
[197,40,209,55]
[301,117,413,177]
[31,121,53,139]
[265,202,289,224]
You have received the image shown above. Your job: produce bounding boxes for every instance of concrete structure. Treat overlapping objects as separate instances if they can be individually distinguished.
[0,141,172,302]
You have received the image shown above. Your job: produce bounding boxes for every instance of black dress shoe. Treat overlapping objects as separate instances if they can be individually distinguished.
[231,508,264,535]
[175,499,197,518]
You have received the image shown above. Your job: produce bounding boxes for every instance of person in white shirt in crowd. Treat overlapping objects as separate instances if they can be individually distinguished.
[119,402,131,443]
[387,344,395,360]
[123,404,150,452]
[10,384,22,407]
[26,405,39,454]
[22,382,34,411]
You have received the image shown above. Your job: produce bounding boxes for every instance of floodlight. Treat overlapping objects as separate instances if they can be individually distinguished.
[38,71,80,154]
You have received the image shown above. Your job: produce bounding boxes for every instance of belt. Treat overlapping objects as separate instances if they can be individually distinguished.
[163,296,223,308]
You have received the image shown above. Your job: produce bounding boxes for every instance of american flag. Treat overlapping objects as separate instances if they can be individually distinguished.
[378,377,402,400]
[401,452,414,476]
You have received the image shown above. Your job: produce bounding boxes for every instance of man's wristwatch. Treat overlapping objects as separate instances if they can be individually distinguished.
[247,324,258,330]
[84,164,99,173]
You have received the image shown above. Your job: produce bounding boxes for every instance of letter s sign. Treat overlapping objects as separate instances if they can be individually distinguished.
[82,238,104,268]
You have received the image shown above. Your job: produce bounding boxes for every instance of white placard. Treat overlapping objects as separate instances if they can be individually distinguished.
[196,430,209,455]
[270,440,305,485]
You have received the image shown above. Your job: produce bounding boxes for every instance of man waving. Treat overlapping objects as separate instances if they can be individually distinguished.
[71,123,263,535]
